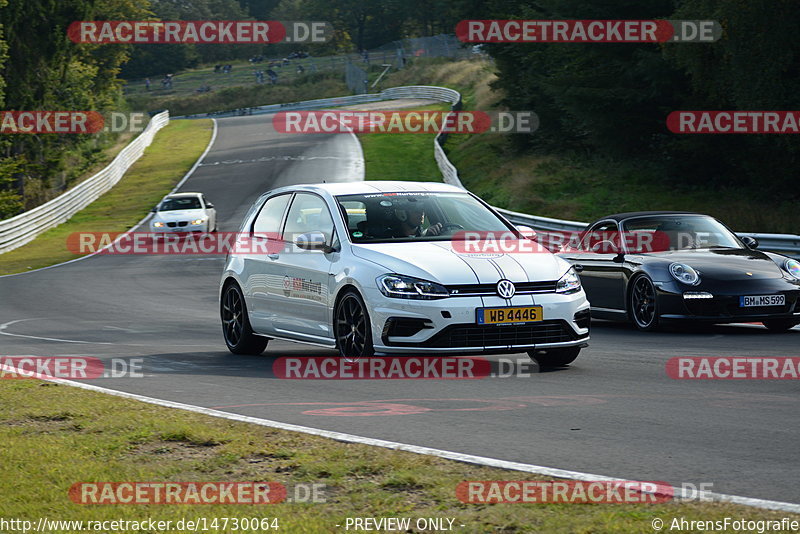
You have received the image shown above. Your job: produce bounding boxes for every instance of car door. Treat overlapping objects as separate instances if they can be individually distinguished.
[201,195,216,231]
[562,220,626,311]
[271,192,337,342]
[241,193,292,333]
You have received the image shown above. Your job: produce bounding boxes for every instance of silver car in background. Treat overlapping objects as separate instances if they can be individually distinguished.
[219,182,590,366]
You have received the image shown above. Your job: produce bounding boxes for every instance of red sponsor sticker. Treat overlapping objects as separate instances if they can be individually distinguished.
[272,110,492,134]
[68,21,285,44]
[69,482,285,504]
[0,357,104,379]
[667,111,800,134]
[273,356,491,379]
[0,111,104,134]
[456,480,674,503]
[456,20,674,43]
[666,357,800,380]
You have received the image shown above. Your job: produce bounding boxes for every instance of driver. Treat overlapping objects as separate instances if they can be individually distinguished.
[393,204,442,237]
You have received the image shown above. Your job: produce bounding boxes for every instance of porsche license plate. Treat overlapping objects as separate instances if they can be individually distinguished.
[739,295,785,307]
[477,306,543,324]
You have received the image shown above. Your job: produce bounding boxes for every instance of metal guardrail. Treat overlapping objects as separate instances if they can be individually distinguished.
[0,111,170,254]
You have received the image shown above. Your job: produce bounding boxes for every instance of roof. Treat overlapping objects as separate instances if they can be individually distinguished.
[165,192,202,198]
[596,211,705,223]
[266,180,465,196]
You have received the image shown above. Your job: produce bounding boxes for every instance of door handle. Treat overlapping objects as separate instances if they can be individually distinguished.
[573,264,584,273]
[267,254,280,260]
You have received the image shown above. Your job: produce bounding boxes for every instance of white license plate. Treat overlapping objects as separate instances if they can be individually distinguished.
[739,295,785,307]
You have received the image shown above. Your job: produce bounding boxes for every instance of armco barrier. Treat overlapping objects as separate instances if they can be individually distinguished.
[0,111,170,254]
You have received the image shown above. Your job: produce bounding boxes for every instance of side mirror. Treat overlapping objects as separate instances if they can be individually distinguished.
[206,203,214,209]
[295,231,329,251]
[741,236,759,249]
[516,225,537,241]
[150,207,157,213]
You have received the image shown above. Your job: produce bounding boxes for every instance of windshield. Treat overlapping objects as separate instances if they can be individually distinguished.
[335,192,513,243]
[159,197,202,211]
[621,215,743,251]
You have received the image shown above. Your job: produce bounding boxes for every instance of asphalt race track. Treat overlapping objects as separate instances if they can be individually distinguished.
[1,113,798,506]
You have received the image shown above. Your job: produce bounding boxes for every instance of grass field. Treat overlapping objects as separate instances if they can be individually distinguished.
[0,120,212,276]
[2,379,795,533]
[359,104,450,181]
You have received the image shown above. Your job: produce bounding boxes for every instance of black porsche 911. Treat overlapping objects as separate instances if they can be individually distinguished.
[556,211,800,331]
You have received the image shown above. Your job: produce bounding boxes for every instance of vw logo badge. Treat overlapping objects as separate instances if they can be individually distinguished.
[497,279,516,299]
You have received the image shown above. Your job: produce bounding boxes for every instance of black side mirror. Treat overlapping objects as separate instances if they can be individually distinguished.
[206,203,214,209]
[150,207,157,213]
[613,252,625,263]
[741,236,759,249]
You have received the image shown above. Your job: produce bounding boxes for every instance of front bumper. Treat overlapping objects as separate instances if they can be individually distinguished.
[364,287,590,354]
[654,278,800,323]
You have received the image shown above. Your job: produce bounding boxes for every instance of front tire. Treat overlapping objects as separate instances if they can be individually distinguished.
[335,290,374,361]
[762,319,800,332]
[528,346,581,367]
[629,275,659,331]
[221,283,269,355]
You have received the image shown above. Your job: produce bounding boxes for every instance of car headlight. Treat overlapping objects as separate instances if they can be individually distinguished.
[669,262,700,285]
[377,274,449,300]
[191,219,206,225]
[784,259,800,279]
[153,221,165,228]
[555,268,581,294]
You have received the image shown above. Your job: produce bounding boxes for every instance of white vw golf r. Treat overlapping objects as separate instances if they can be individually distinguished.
[220,182,590,367]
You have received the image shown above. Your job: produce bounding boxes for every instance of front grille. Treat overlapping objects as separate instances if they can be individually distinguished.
[386,320,581,348]
[446,281,558,296]
[177,221,189,227]
[166,222,177,228]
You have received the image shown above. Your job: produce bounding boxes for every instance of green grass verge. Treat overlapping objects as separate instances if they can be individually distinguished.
[359,104,449,181]
[2,380,796,533]
[0,119,213,276]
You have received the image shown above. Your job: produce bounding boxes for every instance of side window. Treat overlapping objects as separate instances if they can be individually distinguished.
[282,193,335,244]
[252,194,292,235]
[580,221,620,253]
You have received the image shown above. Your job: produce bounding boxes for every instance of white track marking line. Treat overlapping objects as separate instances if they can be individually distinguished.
[3,364,795,514]
[0,319,113,345]
[0,118,219,279]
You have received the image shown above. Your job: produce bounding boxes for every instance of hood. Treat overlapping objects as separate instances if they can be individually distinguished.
[351,241,569,284]
[154,209,205,221]
[646,248,784,280]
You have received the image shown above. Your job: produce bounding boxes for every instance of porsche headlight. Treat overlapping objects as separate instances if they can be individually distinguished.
[555,268,581,294]
[784,259,800,280]
[669,263,700,285]
[377,274,449,300]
